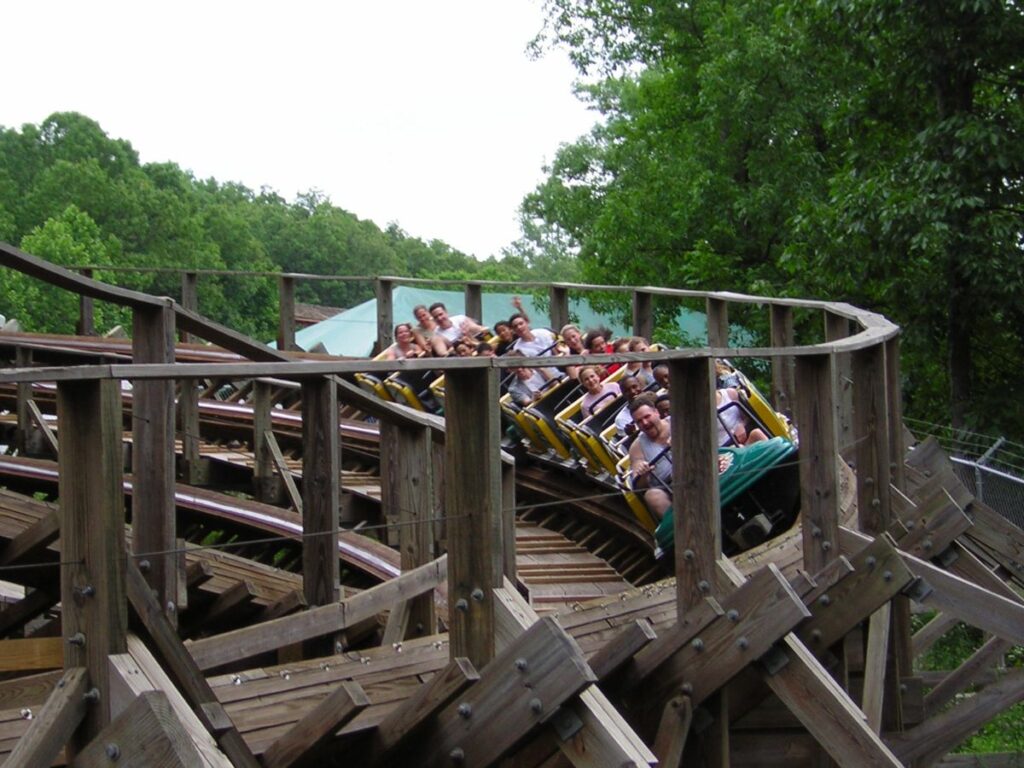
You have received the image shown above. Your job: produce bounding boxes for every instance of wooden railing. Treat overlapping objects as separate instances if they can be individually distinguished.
[0,240,906,757]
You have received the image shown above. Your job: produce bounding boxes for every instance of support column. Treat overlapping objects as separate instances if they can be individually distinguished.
[77,267,94,336]
[670,356,721,614]
[825,313,853,457]
[549,285,569,332]
[178,378,203,485]
[380,422,436,639]
[57,378,126,755]
[253,380,279,504]
[794,353,840,575]
[179,271,198,343]
[301,377,341,631]
[132,301,178,622]
[853,343,892,536]
[15,347,35,456]
[633,289,653,341]
[445,366,502,668]
[770,304,796,414]
[277,276,297,352]
[706,297,728,348]
[464,282,483,324]
[375,278,394,355]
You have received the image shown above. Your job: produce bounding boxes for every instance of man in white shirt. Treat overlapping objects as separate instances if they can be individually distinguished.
[429,302,487,350]
[509,313,559,379]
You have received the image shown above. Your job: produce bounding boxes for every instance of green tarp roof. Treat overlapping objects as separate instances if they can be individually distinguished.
[293,286,717,357]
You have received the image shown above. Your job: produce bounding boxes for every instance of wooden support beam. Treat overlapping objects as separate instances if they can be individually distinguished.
[0,588,58,636]
[77,267,95,335]
[893,488,971,560]
[266,430,303,513]
[277,275,297,351]
[132,300,178,621]
[261,680,369,768]
[770,304,796,414]
[764,635,903,768]
[586,618,657,681]
[0,637,63,671]
[492,579,657,768]
[852,342,891,535]
[632,564,811,709]
[26,399,58,457]
[180,270,198,343]
[71,689,206,767]
[177,378,203,485]
[652,694,693,768]
[15,346,34,456]
[251,380,278,504]
[706,297,728,347]
[913,612,959,659]
[57,378,127,754]
[394,616,597,768]
[465,282,483,324]
[186,555,447,670]
[366,657,480,761]
[256,588,307,623]
[381,598,411,646]
[670,356,721,613]
[633,289,653,341]
[502,458,517,584]
[4,667,88,768]
[825,312,853,457]
[125,562,260,768]
[794,353,840,574]
[549,285,570,332]
[889,667,1024,766]
[375,277,394,354]
[380,421,436,639]
[445,366,503,668]
[0,508,59,567]
[796,534,914,654]
[884,335,905,492]
[924,635,1012,716]
[861,601,891,733]
[840,527,1024,645]
[301,375,340,658]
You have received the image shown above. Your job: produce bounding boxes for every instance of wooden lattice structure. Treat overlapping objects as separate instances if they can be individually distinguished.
[0,241,1022,766]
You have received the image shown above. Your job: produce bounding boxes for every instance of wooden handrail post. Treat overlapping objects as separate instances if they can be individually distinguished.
[277,276,297,352]
[252,380,279,504]
[77,267,94,336]
[633,289,653,341]
[178,377,203,485]
[15,347,35,456]
[549,285,570,332]
[132,300,178,623]
[825,312,853,457]
[445,365,502,668]
[179,271,198,343]
[301,377,341,653]
[794,353,840,574]
[670,356,721,614]
[465,282,483,324]
[885,335,905,492]
[706,297,728,347]
[380,422,437,638]
[770,304,796,414]
[502,459,517,583]
[853,343,892,535]
[57,378,126,754]
[375,277,394,355]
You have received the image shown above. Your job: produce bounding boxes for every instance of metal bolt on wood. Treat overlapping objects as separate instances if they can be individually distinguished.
[530,698,543,714]
[691,638,705,651]
[726,609,739,622]
[698,580,710,593]
[819,595,831,607]
[68,632,86,647]
[470,588,484,602]
[450,747,465,763]
[83,688,101,703]
[738,637,750,650]
[105,743,121,761]
[455,598,468,612]
[515,658,528,671]
[457,702,472,719]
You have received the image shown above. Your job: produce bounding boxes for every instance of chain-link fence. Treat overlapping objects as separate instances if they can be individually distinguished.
[905,417,1024,529]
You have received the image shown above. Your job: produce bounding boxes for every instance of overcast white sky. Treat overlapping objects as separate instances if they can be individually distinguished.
[1,1,596,259]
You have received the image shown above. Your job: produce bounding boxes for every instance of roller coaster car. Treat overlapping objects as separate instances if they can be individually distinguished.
[719,360,793,441]
[652,437,800,558]
[354,351,395,402]
[383,369,444,413]
[501,375,581,460]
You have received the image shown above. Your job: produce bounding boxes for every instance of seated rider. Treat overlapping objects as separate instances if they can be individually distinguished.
[578,365,621,418]
[384,322,427,360]
[716,388,768,446]
[627,393,673,520]
[613,375,645,438]
[429,302,487,351]
[505,352,548,407]
[510,313,560,380]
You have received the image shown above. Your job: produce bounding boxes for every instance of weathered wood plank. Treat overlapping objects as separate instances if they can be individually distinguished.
[861,601,891,733]
[445,366,503,667]
[260,680,369,768]
[0,638,63,672]
[186,555,447,671]
[852,343,890,534]
[4,667,87,768]
[0,509,59,567]
[923,635,1013,717]
[71,690,207,767]
[652,694,692,768]
[57,378,126,753]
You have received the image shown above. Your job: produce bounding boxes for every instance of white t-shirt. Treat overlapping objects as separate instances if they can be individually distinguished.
[436,314,472,343]
[512,328,557,357]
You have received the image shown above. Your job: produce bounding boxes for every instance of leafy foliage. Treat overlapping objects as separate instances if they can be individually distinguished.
[0,112,580,340]
[528,0,1024,436]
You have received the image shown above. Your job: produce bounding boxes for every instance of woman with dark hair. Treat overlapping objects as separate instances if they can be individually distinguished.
[384,323,426,360]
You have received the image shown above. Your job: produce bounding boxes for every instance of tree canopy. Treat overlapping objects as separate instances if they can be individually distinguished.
[526,0,1024,436]
[0,112,579,341]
